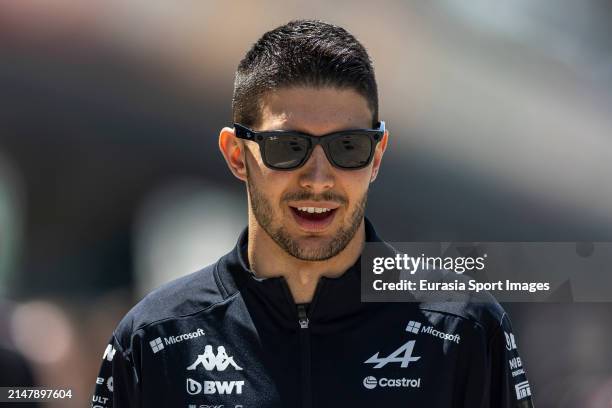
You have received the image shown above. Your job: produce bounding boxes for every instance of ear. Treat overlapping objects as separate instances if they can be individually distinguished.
[370,130,389,183]
[219,127,248,182]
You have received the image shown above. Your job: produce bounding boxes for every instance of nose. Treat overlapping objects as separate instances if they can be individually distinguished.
[298,145,335,193]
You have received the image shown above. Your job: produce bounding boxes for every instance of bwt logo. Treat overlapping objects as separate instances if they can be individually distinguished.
[186,378,245,395]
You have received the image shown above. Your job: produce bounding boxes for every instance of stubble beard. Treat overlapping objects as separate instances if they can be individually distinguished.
[246,171,367,261]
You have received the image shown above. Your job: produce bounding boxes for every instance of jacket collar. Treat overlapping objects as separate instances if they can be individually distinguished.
[216,217,395,329]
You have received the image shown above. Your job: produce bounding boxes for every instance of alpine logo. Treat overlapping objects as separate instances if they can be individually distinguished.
[186,378,245,395]
[187,345,243,371]
[405,320,461,344]
[149,328,205,354]
[364,340,421,369]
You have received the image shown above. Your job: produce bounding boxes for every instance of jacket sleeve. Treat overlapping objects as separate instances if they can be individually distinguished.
[488,313,535,408]
[91,334,140,408]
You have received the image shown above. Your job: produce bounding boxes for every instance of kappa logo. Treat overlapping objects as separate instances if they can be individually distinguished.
[187,345,243,371]
[364,340,421,369]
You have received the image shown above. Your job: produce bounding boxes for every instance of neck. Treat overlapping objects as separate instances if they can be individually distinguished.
[247,217,366,304]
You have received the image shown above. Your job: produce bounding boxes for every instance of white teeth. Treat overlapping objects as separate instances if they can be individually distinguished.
[297,207,332,213]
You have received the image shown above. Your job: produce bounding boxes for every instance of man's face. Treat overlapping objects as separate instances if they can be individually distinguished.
[225,87,387,261]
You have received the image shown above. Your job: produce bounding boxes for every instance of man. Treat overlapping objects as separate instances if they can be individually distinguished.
[91,20,534,407]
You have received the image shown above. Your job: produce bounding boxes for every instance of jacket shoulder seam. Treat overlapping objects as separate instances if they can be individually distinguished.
[418,306,488,332]
[120,291,241,353]
[213,259,230,298]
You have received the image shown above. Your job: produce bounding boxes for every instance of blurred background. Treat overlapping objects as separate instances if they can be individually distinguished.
[1,0,611,407]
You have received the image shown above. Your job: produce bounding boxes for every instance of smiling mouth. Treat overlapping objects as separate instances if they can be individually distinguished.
[289,206,338,232]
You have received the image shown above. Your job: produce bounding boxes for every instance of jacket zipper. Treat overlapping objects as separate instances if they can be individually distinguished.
[279,278,324,408]
[297,303,312,408]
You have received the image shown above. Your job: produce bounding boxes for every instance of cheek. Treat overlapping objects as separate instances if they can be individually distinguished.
[245,143,266,170]
[245,148,296,204]
[254,169,294,204]
[338,169,372,197]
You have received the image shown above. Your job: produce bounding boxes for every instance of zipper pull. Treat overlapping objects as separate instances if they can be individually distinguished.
[297,304,309,329]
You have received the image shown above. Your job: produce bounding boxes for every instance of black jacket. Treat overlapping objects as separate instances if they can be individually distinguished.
[91,218,535,407]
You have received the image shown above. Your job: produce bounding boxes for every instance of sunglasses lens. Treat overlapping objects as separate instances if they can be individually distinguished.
[328,134,373,168]
[264,135,310,169]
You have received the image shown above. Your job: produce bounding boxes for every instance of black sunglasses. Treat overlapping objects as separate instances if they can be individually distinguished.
[234,121,385,170]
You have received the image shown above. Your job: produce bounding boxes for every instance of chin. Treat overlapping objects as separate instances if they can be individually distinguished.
[293,237,341,260]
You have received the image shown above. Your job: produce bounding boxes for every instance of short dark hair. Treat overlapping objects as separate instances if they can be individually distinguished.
[232,19,378,128]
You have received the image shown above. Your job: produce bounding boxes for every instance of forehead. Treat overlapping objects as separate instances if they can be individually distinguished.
[258,86,372,135]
